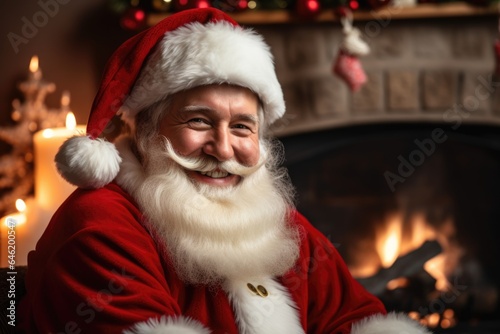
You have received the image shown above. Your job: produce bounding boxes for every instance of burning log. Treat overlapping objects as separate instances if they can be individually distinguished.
[356,240,443,296]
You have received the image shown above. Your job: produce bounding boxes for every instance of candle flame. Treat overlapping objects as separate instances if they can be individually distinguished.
[66,112,76,130]
[42,129,55,138]
[3,199,28,228]
[29,55,39,73]
[61,91,70,107]
[15,199,27,213]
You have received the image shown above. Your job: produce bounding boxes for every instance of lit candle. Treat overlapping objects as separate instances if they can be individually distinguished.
[19,55,56,102]
[1,199,28,267]
[29,55,42,81]
[0,198,55,267]
[33,112,86,215]
[19,56,42,96]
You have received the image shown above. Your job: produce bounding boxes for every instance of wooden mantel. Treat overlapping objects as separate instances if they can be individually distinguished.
[147,2,499,26]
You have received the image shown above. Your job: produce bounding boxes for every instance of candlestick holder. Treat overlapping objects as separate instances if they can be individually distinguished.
[0,56,70,216]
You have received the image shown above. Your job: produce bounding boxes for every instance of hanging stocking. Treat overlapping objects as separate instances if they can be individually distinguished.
[333,10,370,92]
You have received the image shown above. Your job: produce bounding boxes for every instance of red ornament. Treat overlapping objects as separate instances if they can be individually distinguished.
[295,0,321,19]
[212,0,248,12]
[120,7,147,31]
[237,0,248,10]
[494,39,500,77]
[348,0,359,11]
[173,0,211,12]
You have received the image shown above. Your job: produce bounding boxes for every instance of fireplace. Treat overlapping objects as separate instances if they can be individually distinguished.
[256,12,500,331]
[279,121,500,333]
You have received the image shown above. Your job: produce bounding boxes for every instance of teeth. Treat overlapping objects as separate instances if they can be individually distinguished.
[200,170,229,178]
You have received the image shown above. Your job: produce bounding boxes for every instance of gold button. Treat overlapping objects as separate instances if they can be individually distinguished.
[256,285,268,297]
[247,283,258,295]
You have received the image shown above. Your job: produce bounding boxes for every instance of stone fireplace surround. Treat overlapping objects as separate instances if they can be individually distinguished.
[249,15,500,137]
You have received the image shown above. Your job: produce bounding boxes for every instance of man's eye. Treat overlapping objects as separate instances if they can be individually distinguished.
[232,124,256,135]
[187,118,210,128]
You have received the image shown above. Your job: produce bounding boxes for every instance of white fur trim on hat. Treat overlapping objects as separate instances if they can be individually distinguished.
[351,312,431,334]
[121,21,285,129]
[123,316,211,334]
[55,136,122,189]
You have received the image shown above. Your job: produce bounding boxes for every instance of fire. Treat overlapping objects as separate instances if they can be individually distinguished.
[424,254,449,291]
[376,214,402,268]
[411,309,456,329]
[354,211,461,292]
[386,277,409,290]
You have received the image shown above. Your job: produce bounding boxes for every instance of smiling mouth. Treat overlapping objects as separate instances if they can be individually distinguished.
[199,170,230,179]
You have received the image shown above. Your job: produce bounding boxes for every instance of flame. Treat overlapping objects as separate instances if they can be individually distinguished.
[427,313,441,328]
[386,277,409,290]
[61,91,70,107]
[376,214,402,268]
[441,309,456,328]
[350,209,463,296]
[407,309,456,329]
[29,55,39,73]
[3,199,28,227]
[15,199,26,212]
[42,128,54,138]
[424,254,449,291]
[370,212,458,292]
[65,112,76,131]
[407,214,436,251]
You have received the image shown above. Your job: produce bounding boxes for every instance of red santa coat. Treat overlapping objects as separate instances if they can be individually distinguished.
[18,183,426,334]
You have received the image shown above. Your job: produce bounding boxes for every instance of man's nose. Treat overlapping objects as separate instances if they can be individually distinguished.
[203,128,234,162]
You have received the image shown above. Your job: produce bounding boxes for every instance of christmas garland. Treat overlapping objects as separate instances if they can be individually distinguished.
[108,0,491,30]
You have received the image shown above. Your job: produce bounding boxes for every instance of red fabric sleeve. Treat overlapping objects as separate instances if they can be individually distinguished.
[284,211,387,334]
[18,184,182,333]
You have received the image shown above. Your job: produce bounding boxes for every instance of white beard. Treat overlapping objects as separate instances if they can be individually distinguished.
[116,136,300,285]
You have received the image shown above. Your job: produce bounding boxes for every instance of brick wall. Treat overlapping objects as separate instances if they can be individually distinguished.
[253,16,500,136]
[262,17,500,317]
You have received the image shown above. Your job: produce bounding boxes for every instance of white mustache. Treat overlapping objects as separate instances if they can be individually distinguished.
[161,139,266,177]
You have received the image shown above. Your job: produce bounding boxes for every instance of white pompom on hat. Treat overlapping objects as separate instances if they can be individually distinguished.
[55,8,285,189]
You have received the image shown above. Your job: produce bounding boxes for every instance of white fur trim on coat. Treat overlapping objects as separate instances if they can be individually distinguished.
[224,278,304,334]
[123,316,211,334]
[55,135,122,189]
[121,21,285,129]
[351,312,432,334]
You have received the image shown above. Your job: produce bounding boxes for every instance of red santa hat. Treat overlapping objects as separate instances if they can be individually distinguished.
[55,8,285,190]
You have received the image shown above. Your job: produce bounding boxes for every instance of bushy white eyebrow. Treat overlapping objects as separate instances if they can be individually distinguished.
[181,106,259,127]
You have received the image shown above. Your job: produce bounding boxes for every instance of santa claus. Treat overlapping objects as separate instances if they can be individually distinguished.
[18,7,431,334]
